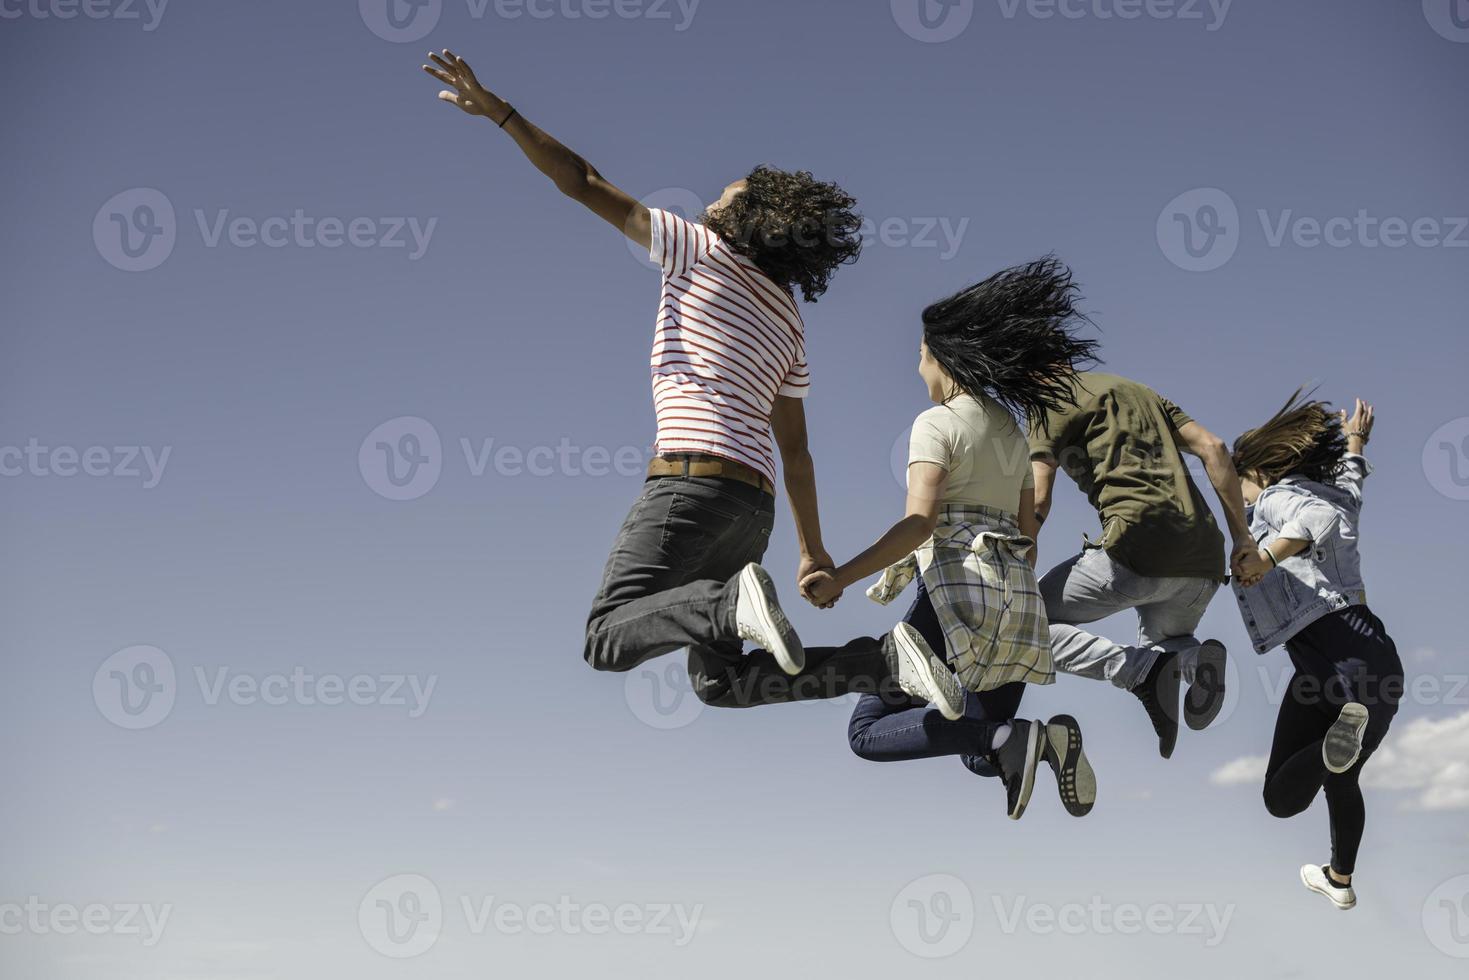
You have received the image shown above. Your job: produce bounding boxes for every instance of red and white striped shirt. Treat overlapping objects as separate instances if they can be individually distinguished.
[647,208,809,486]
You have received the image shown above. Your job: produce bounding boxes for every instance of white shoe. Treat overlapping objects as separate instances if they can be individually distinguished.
[734,564,804,676]
[888,623,964,721]
[1323,702,1370,774]
[1300,864,1357,910]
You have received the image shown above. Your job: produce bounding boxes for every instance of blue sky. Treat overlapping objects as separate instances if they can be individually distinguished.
[3,1,1468,977]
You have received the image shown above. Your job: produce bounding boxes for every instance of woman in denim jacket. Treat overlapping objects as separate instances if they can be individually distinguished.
[1231,394,1401,912]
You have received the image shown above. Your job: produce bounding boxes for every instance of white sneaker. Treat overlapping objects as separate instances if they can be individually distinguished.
[1300,864,1357,910]
[888,623,964,721]
[1323,702,1370,774]
[734,564,804,676]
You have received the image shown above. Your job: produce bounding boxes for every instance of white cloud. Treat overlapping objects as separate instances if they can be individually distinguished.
[432,797,455,811]
[1361,710,1469,811]
[1210,755,1268,786]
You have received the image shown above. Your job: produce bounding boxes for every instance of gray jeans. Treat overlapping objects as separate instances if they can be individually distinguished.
[1040,547,1220,691]
[584,476,892,707]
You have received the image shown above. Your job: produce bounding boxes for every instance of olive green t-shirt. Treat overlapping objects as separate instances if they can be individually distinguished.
[909,393,1034,514]
[1027,372,1225,582]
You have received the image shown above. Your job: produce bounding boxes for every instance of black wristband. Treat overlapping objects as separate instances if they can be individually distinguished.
[499,107,518,129]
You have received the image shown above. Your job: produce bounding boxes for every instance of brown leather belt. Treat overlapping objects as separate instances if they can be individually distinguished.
[647,453,775,496]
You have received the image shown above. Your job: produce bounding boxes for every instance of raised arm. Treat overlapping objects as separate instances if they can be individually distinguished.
[1336,398,1375,504]
[423,49,651,248]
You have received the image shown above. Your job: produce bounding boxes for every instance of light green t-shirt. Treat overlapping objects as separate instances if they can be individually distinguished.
[908,393,1034,514]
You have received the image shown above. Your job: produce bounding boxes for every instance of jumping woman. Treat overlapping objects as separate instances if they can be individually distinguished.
[798,258,1101,820]
[1232,394,1400,910]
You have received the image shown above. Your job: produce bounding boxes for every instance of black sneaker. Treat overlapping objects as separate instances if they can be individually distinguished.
[992,720,1043,820]
[1184,640,1228,731]
[1041,714,1097,817]
[1323,702,1370,774]
[1132,651,1181,759]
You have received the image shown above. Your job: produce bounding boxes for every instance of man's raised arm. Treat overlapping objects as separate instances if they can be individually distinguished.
[423,49,651,249]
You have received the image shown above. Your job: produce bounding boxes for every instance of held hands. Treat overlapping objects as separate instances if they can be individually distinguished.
[1232,541,1270,588]
[422,49,511,123]
[797,552,843,609]
[800,569,844,608]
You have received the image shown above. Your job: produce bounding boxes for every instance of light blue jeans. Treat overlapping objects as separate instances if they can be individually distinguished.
[1040,547,1220,691]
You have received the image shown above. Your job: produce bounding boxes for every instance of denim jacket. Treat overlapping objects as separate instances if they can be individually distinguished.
[1232,454,1372,653]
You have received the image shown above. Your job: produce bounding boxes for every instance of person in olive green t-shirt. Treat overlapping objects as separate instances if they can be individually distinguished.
[1028,372,1257,759]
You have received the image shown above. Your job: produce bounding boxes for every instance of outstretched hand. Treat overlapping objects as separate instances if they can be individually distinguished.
[422,49,511,122]
[1340,398,1375,447]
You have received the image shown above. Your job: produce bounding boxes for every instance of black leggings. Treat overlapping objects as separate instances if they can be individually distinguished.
[1262,606,1402,876]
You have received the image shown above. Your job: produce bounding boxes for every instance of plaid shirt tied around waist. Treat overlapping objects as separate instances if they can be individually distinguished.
[867,505,1055,693]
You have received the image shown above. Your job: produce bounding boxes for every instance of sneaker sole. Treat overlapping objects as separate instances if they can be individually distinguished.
[1300,865,1356,910]
[1009,723,1043,821]
[1044,714,1096,817]
[738,564,804,676]
[893,623,964,721]
[1323,702,1370,774]
[1184,640,1227,731]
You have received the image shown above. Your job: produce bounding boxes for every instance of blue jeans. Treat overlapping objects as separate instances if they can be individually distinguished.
[847,580,1023,774]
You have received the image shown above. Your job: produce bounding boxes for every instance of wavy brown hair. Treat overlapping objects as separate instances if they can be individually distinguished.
[1232,388,1348,486]
[700,165,862,303]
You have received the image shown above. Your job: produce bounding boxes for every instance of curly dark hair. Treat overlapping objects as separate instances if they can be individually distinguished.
[921,256,1101,422]
[700,165,862,303]
[1232,388,1348,486]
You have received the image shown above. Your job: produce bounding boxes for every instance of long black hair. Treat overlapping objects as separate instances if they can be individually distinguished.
[922,256,1100,421]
